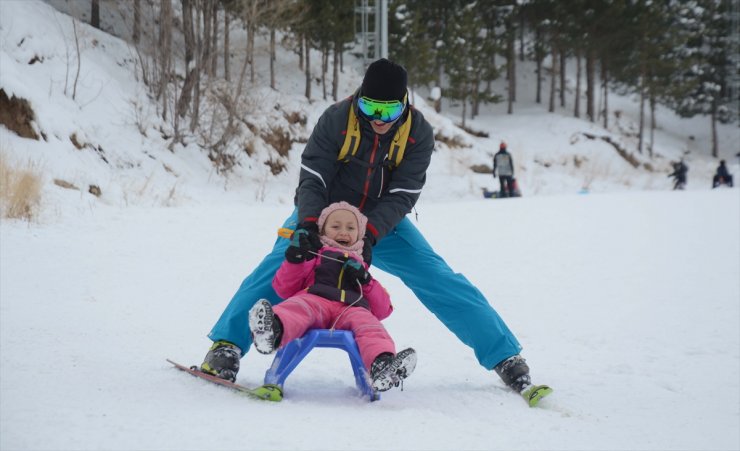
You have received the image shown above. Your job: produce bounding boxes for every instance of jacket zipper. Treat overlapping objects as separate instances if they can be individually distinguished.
[358,133,379,210]
[378,161,384,198]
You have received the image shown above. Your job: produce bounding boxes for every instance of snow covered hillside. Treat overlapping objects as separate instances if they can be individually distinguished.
[1,0,738,222]
[1,190,739,450]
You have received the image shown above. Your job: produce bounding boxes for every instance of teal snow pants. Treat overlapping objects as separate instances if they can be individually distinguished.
[208,209,522,370]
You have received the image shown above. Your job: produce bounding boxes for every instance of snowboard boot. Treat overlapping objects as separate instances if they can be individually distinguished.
[370,348,417,392]
[494,354,532,392]
[248,299,283,354]
[200,340,242,382]
[495,355,552,406]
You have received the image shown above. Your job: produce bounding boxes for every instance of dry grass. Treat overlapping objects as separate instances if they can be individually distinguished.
[0,153,42,221]
[261,126,293,158]
[434,131,469,149]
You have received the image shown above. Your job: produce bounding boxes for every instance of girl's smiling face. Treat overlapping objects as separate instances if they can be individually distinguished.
[322,209,359,246]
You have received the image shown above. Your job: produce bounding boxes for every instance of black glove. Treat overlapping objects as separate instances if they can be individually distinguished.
[285,223,321,263]
[297,221,322,250]
[343,258,372,285]
[362,233,376,266]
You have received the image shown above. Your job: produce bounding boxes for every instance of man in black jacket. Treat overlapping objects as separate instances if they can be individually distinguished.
[201,59,548,404]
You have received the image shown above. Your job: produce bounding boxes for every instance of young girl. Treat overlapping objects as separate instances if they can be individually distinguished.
[248,201,416,392]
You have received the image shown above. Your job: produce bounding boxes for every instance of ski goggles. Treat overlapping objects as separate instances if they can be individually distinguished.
[357,95,406,123]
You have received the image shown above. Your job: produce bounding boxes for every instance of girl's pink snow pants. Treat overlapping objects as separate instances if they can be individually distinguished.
[273,293,395,370]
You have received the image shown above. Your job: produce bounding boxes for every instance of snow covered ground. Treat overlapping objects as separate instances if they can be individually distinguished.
[1,190,738,450]
[1,2,739,450]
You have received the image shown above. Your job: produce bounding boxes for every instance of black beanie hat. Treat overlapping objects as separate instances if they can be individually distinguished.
[361,58,408,102]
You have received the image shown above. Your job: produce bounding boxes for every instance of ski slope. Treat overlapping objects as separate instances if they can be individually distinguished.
[2,189,738,450]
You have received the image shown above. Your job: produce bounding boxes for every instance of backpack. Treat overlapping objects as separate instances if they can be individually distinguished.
[337,102,414,169]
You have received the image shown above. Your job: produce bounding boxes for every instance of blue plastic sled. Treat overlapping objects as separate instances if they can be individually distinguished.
[264,329,380,401]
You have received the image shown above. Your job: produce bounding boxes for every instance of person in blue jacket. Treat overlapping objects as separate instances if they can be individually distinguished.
[200,58,547,402]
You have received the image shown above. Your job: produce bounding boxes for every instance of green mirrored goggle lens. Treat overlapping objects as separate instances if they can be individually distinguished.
[358,97,405,123]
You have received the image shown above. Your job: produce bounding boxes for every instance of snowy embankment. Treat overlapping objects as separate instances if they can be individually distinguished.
[1,189,738,451]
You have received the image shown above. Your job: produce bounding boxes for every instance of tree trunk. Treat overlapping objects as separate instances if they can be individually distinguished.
[472,73,480,118]
[507,62,514,114]
[211,1,218,77]
[518,7,525,61]
[535,29,542,104]
[270,28,276,90]
[638,75,645,153]
[321,47,328,100]
[177,0,195,119]
[332,43,339,101]
[586,49,595,122]
[91,0,100,29]
[234,31,251,110]
[435,63,442,113]
[601,58,609,128]
[248,23,255,83]
[158,0,172,121]
[711,100,718,157]
[299,35,304,71]
[649,94,656,158]
[202,1,212,79]
[548,43,557,113]
[507,21,515,114]
[486,43,493,95]
[224,11,230,81]
[509,24,516,103]
[410,78,415,105]
[190,3,202,132]
[559,49,566,108]
[304,37,311,100]
[574,49,581,118]
[461,91,467,128]
[72,18,81,100]
[132,0,141,44]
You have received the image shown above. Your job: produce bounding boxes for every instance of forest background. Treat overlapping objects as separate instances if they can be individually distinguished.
[41,0,736,169]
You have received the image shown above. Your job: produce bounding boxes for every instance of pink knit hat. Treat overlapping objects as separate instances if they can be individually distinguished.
[317,201,367,237]
[317,201,367,258]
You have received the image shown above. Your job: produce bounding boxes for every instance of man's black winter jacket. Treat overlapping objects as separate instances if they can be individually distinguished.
[296,93,435,241]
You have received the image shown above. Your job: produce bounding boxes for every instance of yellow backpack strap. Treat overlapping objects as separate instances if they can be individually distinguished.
[338,105,361,162]
[387,112,413,168]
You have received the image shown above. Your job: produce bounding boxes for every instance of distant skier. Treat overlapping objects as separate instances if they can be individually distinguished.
[248,201,416,393]
[668,160,688,190]
[493,142,515,197]
[712,160,733,188]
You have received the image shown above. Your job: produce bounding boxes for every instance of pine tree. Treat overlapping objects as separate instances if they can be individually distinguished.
[440,1,501,126]
[671,0,734,157]
[388,0,437,103]
[610,0,678,154]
